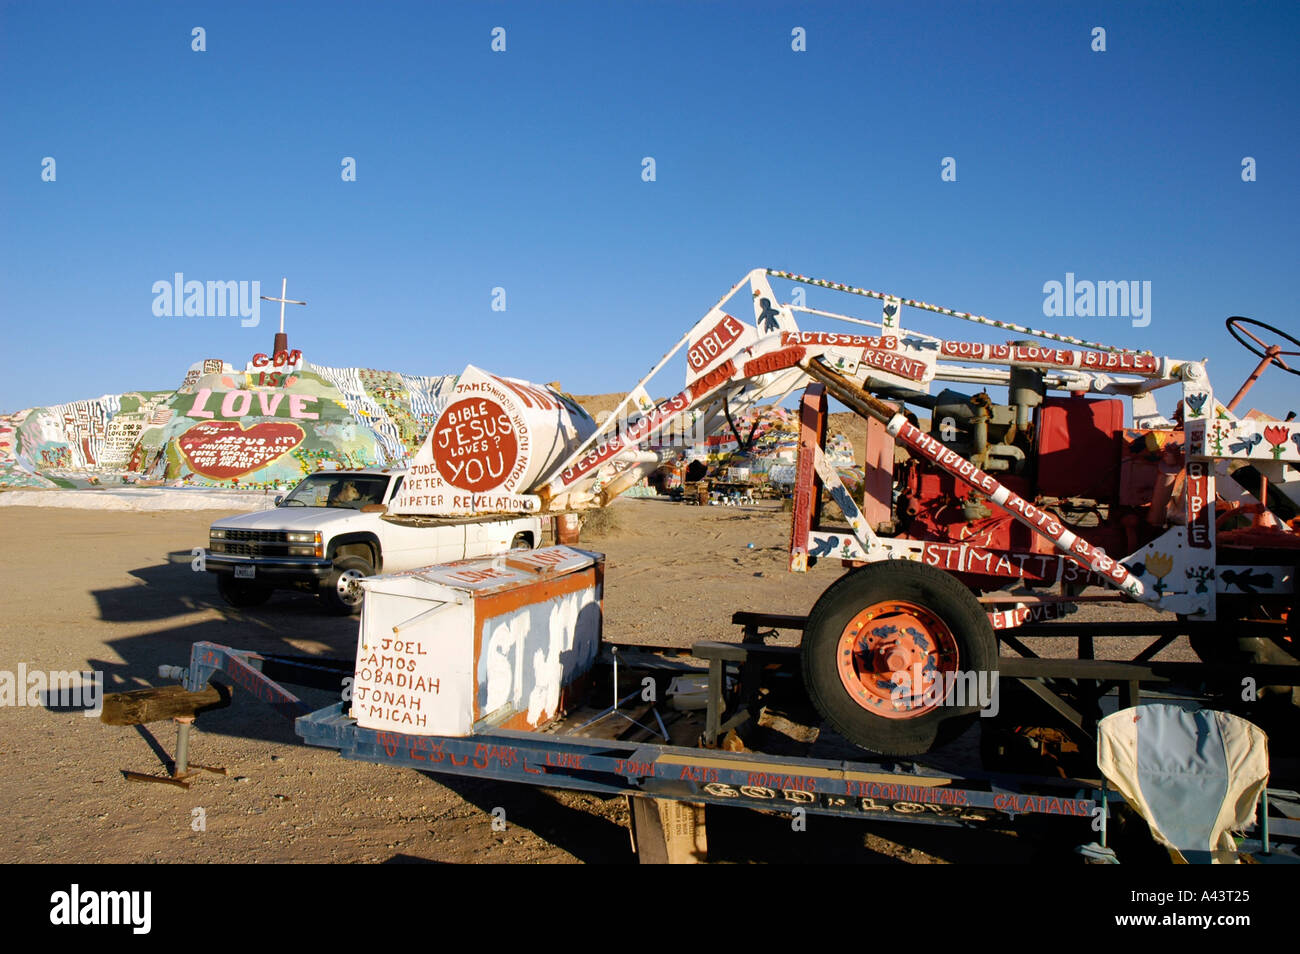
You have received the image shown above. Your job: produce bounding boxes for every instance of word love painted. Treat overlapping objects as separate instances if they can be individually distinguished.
[185,388,319,420]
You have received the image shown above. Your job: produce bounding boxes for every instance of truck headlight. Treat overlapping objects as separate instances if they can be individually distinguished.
[285,531,323,557]
[210,528,227,540]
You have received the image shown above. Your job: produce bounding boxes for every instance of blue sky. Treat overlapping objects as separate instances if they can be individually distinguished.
[2,0,1298,416]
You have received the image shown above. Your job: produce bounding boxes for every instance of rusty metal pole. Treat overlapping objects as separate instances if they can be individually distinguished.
[174,717,194,776]
[1226,347,1281,413]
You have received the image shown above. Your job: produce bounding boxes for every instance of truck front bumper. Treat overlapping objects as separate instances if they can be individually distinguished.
[204,552,334,584]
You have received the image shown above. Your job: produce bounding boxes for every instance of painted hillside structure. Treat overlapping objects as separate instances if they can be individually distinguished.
[0,347,462,491]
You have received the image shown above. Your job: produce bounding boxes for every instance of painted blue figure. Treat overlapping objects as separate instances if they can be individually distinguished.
[1229,432,1262,455]
[809,536,838,557]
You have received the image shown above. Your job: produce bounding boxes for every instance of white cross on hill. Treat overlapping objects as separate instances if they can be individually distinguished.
[260,277,306,334]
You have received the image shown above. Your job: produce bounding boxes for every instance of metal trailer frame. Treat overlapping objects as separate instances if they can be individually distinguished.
[154,636,1299,863]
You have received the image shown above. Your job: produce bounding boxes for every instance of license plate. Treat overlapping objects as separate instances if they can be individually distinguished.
[234,565,256,579]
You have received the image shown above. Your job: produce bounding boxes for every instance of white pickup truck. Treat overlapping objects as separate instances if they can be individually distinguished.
[200,468,543,614]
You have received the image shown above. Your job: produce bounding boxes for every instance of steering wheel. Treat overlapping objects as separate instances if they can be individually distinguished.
[1226,317,1300,378]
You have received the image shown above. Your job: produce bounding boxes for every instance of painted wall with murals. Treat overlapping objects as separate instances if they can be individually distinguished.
[0,350,458,490]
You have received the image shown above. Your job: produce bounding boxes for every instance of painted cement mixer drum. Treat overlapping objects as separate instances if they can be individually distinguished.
[390,365,596,515]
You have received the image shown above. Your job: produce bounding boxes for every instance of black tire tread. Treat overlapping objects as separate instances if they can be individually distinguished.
[801,561,997,756]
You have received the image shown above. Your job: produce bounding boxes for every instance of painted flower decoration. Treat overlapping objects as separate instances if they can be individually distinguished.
[1264,425,1290,460]
[1185,394,1207,418]
[1145,551,1175,595]
[1145,552,1174,578]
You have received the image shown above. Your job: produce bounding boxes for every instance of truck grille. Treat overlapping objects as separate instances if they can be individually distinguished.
[216,530,290,558]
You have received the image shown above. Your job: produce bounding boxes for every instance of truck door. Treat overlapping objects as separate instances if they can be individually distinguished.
[465,518,532,557]
[379,476,466,570]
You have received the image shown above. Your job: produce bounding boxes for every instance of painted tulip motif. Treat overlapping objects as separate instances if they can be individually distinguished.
[1185,394,1207,418]
[1264,425,1291,460]
[1145,551,1175,595]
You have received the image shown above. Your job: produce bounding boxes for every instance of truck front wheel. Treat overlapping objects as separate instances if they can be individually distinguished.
[322,555,373,616]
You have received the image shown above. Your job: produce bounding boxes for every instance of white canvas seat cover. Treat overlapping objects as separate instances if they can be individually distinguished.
[1097,705,1269,864]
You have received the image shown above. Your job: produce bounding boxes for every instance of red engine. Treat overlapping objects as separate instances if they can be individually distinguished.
[888,361,1178,589]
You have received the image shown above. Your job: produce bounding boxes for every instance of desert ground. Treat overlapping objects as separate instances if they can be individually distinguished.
[0,496,1201,864]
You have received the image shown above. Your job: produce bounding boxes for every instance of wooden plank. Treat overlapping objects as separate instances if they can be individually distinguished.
[998,657,1300,684]
[692,640,801,663]
[100,683,229,726]
[730,611,808,631]
[628,796,707,864]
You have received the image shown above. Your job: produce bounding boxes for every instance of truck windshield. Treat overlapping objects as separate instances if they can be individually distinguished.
[280,474,390,509]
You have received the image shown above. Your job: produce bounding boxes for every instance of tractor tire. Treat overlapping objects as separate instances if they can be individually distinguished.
[217,575,273,608]
[802,560,998,756]
[321,555,374,616]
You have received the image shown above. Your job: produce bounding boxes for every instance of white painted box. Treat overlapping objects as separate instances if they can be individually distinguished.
[350,545,603,736]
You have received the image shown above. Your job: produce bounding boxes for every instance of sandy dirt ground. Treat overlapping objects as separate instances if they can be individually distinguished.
[0,497,1210,864]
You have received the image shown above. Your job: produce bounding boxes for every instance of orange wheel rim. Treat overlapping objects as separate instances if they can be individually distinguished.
[836,600,960,719]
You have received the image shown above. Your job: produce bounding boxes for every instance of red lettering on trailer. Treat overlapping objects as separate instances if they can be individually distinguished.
[557,392,691,487]
[1010,346,1075,368]
[861,348,926,381]
[992,794,1091,816]
[616,759,655,777]
[1080,350,1160,374]
[744,346,805,377]
[513,548,569,569]
[1187,461,1211,548]
[941,341,987,359]
[782,332,896,350]
[747,772,818,791]
[896,419,1139,592]
[688,359,737,401]
[845,780,968,806]
[680,765,719,784]
[940,341,1010,361]
[447,567,511,583]
[544,751,585,769]
[688,314,745,372]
